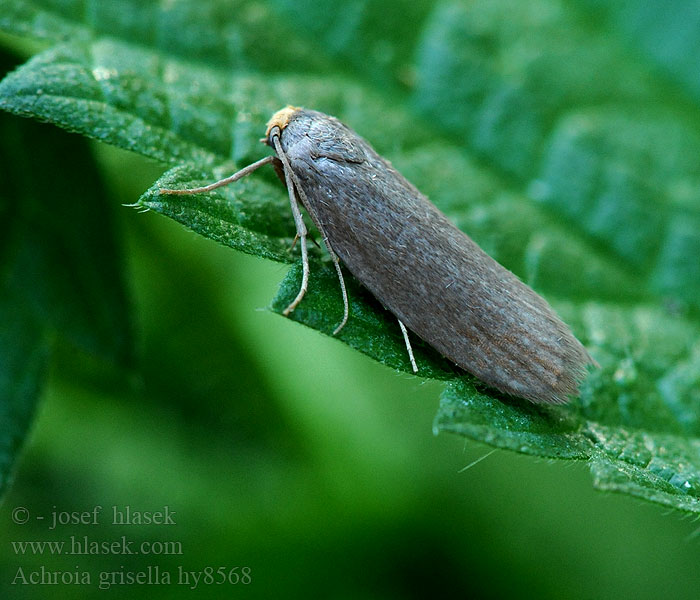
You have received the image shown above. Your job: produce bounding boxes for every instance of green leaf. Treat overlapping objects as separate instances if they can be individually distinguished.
[0,50,133,495]
[139,165,295,263]
[2,0,700,512]
[0,295,49,497]
[271,260,459,380]
[437,379,700,513]
[0,110,132,364]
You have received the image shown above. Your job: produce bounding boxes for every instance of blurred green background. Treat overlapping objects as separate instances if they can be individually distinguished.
[2,0,700,598]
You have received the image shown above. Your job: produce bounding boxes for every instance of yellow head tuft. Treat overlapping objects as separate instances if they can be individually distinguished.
[265,106,302,138]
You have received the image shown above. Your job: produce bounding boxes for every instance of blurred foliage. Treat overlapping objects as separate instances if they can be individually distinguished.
[1,1,700,599]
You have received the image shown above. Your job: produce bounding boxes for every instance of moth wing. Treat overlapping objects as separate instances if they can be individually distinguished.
[282,111,591,403]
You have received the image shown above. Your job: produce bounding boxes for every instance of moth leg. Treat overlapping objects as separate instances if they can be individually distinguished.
[292,202,349,335]
[269,129,345,328]
[289,233,321,252]
[267,136,310,317]
[290,233,299,251]
[280,160,349,334]
[159,155,276,195]
[398,319,418,373]
[287,200,349,333]
[327,246,349,335]
[281,182,310,316]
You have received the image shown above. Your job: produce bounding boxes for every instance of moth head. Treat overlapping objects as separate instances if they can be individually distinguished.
[262,106,302,146]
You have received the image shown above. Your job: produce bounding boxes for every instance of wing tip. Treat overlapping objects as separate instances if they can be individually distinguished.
[516,344,595,405]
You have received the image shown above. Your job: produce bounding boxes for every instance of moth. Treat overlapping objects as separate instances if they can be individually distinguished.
[161,106,593,404]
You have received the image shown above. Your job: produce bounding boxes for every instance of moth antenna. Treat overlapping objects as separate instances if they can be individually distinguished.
[270,129,309,316]
[398,319,418,373]
[158,155,276,195]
